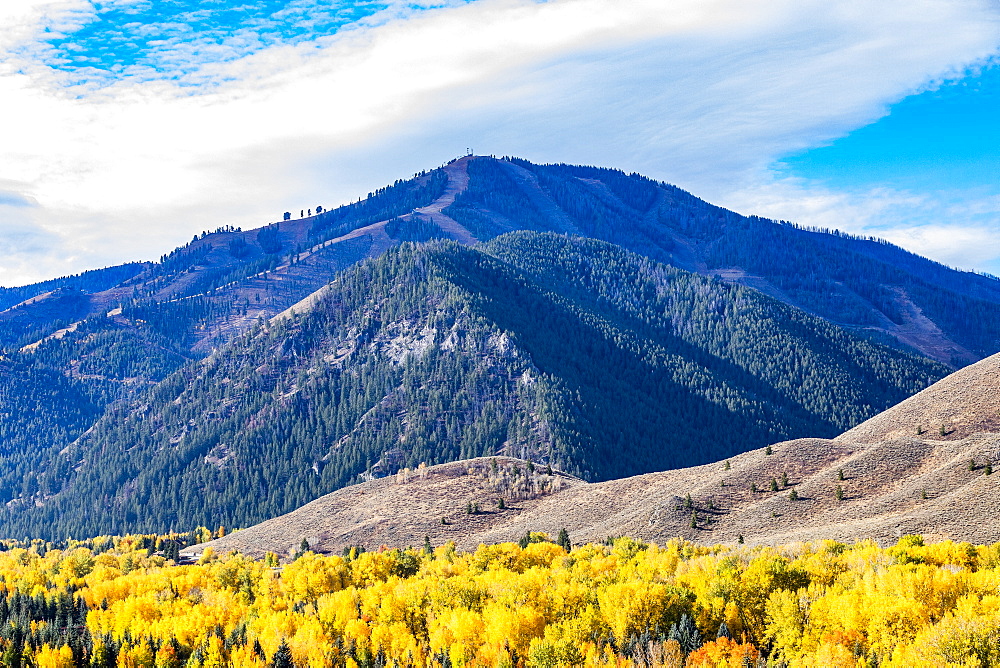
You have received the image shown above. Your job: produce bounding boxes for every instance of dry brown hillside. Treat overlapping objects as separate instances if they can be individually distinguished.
[838,352,1000,443]
[196,354,1000,559]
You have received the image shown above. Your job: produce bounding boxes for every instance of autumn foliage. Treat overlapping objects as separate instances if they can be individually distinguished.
[0,533,999,665]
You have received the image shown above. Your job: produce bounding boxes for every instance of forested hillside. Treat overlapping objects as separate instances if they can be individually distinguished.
[445,158,1000,365]
[1,233,945,539]
[0,262,148,312]
[0,154,995,540]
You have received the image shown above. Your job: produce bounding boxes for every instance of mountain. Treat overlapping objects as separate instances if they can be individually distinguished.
[197,352,1000,558]
[0,232,946,539]
[0,154,996,539]
[4,157,999,364]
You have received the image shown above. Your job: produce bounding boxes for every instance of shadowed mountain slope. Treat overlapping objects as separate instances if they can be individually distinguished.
[0,233,945,539]
[198,353,1000,558]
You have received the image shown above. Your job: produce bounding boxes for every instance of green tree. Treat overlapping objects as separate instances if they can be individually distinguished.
[556,528,571,552]
[270,640,294,668]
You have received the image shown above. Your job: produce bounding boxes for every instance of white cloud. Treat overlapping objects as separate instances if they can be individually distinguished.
[0,0,998,284]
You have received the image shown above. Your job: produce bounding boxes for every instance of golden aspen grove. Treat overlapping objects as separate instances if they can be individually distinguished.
[0,532,999,666]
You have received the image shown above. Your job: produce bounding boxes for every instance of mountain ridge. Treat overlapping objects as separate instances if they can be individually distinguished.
[4,156,999,364]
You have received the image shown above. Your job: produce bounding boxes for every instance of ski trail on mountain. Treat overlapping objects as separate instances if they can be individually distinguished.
[408,156,477,244]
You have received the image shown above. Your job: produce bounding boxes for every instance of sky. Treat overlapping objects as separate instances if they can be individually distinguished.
[0,0,999,286]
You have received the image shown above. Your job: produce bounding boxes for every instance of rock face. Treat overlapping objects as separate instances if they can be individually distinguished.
[198,356,1000,557]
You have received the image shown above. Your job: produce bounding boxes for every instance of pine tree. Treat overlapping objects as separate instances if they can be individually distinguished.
[765,445,773,455]
[271,640,294,668]
[770,478,778,492]
[835,485,844,501]
[253,639,266,661]
[668,614,702,654]
[163,540,180,563]
[789,489,798,501]
[556,528,571,552]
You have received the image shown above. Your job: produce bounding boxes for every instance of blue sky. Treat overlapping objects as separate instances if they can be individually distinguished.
[36,1,464,85]
[0,0,999,285]
[780,62,1000,194]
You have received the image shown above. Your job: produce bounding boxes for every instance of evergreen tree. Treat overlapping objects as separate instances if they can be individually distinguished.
[668,614,702,654]
[556,528,571,552]
[270,639,294,668]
